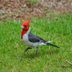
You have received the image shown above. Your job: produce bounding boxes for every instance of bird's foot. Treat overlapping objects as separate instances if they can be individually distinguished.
[36,47,39,55]
[25,47,32,52]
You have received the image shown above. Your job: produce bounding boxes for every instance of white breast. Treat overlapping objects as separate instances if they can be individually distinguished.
[23,34,40,47]
[22,29,39,47]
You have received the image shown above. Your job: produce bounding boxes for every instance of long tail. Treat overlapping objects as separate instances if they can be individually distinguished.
[46,42,60,48]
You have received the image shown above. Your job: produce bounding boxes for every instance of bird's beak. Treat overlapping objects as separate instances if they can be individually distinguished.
[21,26,25,29]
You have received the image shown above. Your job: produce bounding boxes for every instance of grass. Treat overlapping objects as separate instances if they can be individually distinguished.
[0,14,72,72]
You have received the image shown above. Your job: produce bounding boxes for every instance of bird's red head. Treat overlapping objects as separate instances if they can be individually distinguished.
[21,20,30,38]
[21,20,30,30]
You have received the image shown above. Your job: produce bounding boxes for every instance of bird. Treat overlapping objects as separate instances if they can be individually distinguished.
[21,20,60,54]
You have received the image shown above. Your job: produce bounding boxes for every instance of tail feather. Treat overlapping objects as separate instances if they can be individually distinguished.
[46,43,60,48]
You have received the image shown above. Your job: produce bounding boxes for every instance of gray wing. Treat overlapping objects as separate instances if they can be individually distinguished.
[28,33,46,43]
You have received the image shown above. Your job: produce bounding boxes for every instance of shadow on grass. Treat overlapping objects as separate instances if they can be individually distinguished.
[19,47,60,61]
[45,48,60,55]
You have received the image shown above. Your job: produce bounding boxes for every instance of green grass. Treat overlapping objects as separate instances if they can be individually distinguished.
[0,14,72,72]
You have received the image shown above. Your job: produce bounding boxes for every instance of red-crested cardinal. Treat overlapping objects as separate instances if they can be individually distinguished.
[21,20,59,53]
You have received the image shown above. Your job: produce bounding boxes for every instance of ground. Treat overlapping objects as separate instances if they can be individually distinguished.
[0,0,72,72]
[0,0,72,19]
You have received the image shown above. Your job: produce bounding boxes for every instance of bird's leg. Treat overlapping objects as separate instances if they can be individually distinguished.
[36,47,39,55]
[25,47,32,52]
[20,47,31,61]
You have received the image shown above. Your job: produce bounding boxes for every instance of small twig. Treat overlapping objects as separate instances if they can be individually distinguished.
[66,60,72,66]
